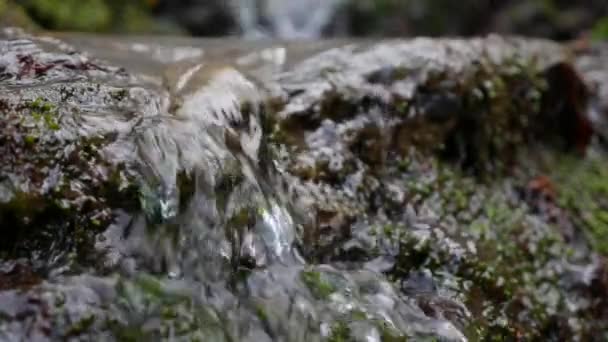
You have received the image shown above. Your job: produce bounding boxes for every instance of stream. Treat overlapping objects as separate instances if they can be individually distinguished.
[0,26,608,341]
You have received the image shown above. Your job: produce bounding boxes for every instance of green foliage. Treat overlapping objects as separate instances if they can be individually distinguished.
[22,0,165,33]
[26,0,111,31]
[592,17,608,41]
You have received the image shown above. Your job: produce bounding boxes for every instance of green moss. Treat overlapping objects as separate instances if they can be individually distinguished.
[109,324,152,342]
[327,321,351,342]
[111,89,129,101]
[395,101,408,115]
[0,95,142,269]
[378,321,408,341]
[553,155,608,254]
[66,314,96,337]
[390,232,445,278]
[438,58,547,173]
[385,150,592,339]
[405,180,433,199]
[456,190,570,339]
[43,113,60,131]
[254,303,269,324]
[301,269,336,300]
[24,134,37,146]
[28,98,60,131]
[383,224,395,238]
[111,275,225,340]
[133,274,166,299]
[350,310,367,321]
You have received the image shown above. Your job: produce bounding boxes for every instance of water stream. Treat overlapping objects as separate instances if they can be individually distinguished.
[0,29,472,341]
[1,27,607,341]
[232,0,344,39]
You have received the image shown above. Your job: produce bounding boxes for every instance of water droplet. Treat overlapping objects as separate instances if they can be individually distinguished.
[168,265,182,279]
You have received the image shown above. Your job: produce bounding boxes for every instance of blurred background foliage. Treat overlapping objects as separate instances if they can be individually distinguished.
[0,0,607,40]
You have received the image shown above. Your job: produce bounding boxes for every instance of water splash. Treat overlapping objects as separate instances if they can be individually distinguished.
[256,198,295,261]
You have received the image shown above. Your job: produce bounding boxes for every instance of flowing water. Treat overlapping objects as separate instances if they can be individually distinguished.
[232,0,344,39]
[0,29,471,341]
[1,26,608,341]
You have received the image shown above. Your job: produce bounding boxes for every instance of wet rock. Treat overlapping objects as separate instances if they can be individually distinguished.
[0,33,145,271]
[271,36,578,257]
[2,30,608,341]
[0,259,41,290]
[575,41,608,147]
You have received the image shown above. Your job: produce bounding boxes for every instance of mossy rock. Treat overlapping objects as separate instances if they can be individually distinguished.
[1,31,607,341]
[549,154,608,255]
[0,35,147,272]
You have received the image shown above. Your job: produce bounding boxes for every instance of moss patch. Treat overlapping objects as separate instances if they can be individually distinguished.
[552,154,608,254]
[301,269,337,300]
[327,320,352,342]
[0,96,139,270]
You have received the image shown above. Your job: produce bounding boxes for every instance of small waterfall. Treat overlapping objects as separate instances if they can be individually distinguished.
[233,0,344,39]
[0,30,476,341]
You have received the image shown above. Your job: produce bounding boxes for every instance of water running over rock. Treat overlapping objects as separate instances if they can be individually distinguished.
[1,28,608,340]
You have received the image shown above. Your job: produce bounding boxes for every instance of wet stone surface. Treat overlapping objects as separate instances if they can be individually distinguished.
[1,29,608,341]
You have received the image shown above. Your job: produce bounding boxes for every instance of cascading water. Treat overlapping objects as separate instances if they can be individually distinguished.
[0,29,469,341]
[84,48,466,340]
[233,0,345,39]
[6,27,606,341]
